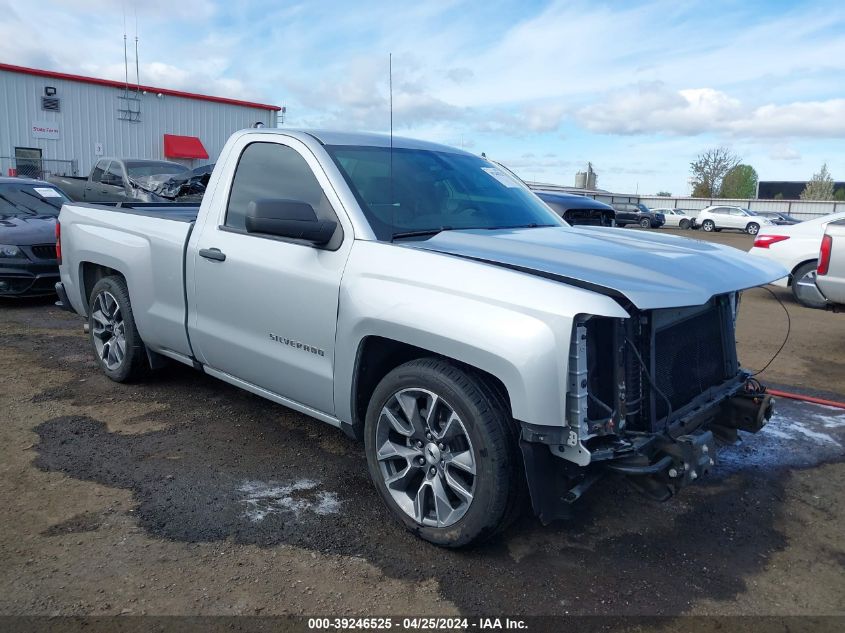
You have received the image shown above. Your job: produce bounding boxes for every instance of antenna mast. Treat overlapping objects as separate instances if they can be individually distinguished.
[389,53,394,219]
[134,5,140,92]
[122,2,129,95]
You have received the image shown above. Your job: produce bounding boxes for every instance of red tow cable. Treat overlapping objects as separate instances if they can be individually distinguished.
[766,388,845,410]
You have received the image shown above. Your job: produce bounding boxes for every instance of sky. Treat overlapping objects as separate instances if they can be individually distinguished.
[2,0,844,194]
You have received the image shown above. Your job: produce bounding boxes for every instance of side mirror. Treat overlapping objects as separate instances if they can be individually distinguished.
[245,199,337,246]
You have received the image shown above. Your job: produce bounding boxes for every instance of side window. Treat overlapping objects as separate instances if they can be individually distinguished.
[103,162,125,186]
[90,160,109,182]
[225,142,336,233]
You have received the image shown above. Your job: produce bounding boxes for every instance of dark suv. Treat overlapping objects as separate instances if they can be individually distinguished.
[613,202,665,228]
[534,191,615,226]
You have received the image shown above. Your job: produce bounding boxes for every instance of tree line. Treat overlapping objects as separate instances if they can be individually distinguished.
[682,147,842,201]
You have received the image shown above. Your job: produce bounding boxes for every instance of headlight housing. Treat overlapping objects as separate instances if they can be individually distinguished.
[0,244,26,258]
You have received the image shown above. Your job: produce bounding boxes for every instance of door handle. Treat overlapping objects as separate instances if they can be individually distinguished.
[199,248,226,262]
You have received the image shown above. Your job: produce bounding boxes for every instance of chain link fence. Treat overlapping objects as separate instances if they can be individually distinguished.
[0,157,79,179]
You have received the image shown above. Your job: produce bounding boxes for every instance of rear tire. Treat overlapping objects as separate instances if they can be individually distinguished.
[88,276,148,382]
[364,358,521,547]
[746,222,760,235]
[639,218,651,228]
[791,262,826,309]
[702,219,715,232]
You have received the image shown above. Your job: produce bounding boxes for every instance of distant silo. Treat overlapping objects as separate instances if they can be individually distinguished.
[575,162,597,189]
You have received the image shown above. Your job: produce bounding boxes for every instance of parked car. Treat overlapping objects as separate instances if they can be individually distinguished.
[652,208,692,229]
[483,160,616,227]
[0,177,68,297]
[48,158,189,203]
[753,211,801,226]
[694,206,774,235]
[56,129,783,547]
[534,191,615,226]
[749,210,845,308]
[612,202,665,228]
[815,219,845,310]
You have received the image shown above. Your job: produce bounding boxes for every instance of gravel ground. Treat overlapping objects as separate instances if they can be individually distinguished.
[1,228,843,620]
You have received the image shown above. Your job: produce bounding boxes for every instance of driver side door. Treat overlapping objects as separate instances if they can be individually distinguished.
[188,137,353,416]
[85,161,129,201]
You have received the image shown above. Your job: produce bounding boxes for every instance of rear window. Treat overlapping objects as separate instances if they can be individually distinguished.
[0,182,69,216]
[125,161,189,177]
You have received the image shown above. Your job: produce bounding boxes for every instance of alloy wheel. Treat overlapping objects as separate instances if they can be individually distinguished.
[91,291,126,371]
[375,388,476,527]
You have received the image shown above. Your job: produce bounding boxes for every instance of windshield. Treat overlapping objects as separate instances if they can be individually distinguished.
[0,182,69,217]
[326,145,565,240]
[125,161,189,178]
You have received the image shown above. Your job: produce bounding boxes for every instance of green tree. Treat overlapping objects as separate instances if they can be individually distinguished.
[800,163,835,200]
[719,164,758,199]
[834,187,845,201]
[774,193,784,200]
[656,191,672,196]
[689,146,741,197]
[691,182,711,198]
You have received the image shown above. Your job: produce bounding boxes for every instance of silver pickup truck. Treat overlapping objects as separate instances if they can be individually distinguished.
[816,219,845,309]
[55,129,785,547]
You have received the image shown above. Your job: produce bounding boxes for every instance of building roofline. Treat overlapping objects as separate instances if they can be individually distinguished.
[0,62,282,112]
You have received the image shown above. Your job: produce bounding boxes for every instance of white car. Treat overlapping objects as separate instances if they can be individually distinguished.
[653,208,693,229]
[748,210,845,308]
[694,206,774,235]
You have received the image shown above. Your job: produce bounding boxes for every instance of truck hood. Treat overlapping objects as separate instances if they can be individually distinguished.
[0,214,57,246]
[406,226,787,309]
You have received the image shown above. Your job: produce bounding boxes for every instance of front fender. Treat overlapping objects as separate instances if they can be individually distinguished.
[333,241,629,428]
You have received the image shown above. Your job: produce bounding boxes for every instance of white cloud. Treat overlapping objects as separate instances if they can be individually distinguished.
[520,102,569,133]
[578,83,845,139]
[578,82,741,135]
[732,100,845,138]
[769,145,802,161]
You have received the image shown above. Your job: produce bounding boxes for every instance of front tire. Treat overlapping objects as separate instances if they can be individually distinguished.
[364,358,520,547]
[639,218,651,228]
[88,276,148,382]
[702,219,715,232]
[791,262,827,309]
[679,219,691,230]
[746,222,760,235]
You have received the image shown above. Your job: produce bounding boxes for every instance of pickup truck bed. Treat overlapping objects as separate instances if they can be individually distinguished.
[58,201,200,360]
[104,202,200,222]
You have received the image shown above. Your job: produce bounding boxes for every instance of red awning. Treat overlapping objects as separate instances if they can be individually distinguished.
[163,134,209,159]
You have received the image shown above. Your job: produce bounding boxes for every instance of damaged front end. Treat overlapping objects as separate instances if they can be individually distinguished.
[520,293,775,523]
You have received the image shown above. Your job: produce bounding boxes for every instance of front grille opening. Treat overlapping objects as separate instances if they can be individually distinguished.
[586,317,616,421]
[30,244,57,260]
[652,301,731,421]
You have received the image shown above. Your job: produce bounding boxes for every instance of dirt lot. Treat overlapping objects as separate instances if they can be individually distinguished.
[1,227,843,622]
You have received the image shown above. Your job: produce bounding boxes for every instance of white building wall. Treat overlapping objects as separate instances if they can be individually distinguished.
[0,68,278,176]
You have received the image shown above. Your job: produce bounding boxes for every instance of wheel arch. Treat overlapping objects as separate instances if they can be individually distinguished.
[346,335,514,441]
[788,259,818,287]
[79,261,125,315]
